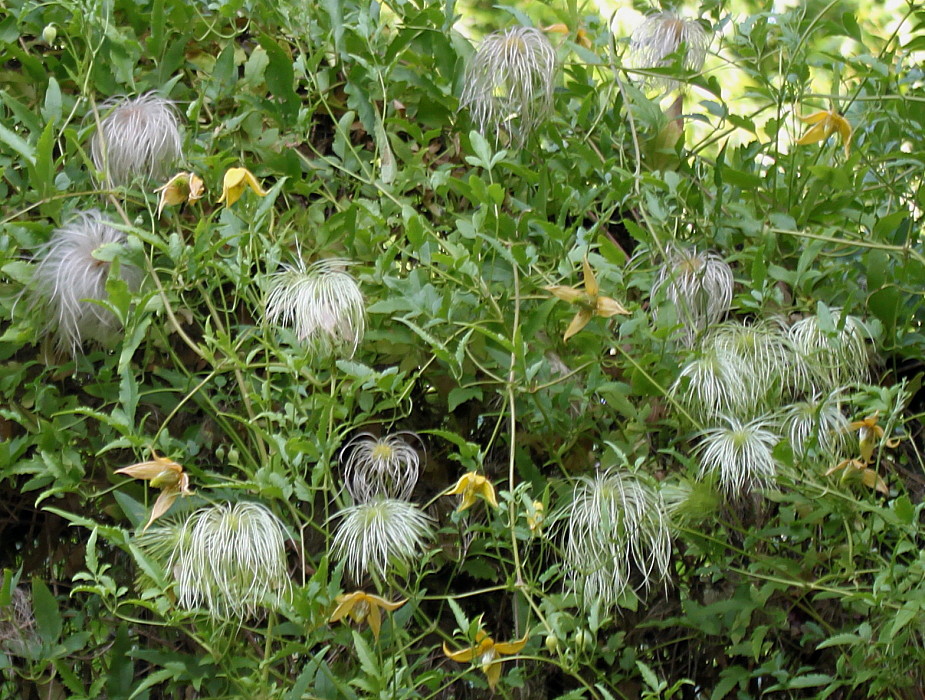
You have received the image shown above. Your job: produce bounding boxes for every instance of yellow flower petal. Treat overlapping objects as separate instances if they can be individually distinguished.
[795,120,831,146]
[484,661,503,690]
[596,295,630,318]
[116,454,183,481]
[218,167,267,206]
[563,309,593,341]
[443,641,477,663]
[446,473,499,512]
[494,633,529,655]
[797,110,830,125]
[367,603,383,640]
[144,487,179,531]
[581,257,598,297]
[545,285,585,304]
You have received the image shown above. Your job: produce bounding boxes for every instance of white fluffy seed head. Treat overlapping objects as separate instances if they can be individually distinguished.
[629,12,711,88]
[780,391,850,461]
[147,502,290,620]
[562,468,672,614]
[342,432,422,502]
[265,258,366,359]
[788,311,868,394]
[91,93,182,187]
[460,26,557,143]
[696,416,779,496]
[653,247,733,346]
[330,497,433,583]
[672,346,752,423]
[29,209,141,355]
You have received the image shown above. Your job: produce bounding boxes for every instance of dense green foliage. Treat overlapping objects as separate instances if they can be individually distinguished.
[1,0,925,697]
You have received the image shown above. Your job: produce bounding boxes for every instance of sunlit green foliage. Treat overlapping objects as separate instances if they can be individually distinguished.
[1,0,925,697]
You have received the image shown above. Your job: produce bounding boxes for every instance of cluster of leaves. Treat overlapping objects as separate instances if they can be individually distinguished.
[1,0,925,697]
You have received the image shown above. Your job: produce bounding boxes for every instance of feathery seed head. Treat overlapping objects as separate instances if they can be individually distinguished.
[342,432,422,502]
[629,12,711,88]
[265,259,365,359]
[143,501,290,619]
[29,209,141,355]
[653,247,732,345]
[788,310,868,394]
[780,391,849,461]
[330,496,433,582]
[696,417,779,496]
[706,320,792,405]
[460,26,557,143]
[672,345,752,423]
[563,468,671,614]
[91,93,182,187]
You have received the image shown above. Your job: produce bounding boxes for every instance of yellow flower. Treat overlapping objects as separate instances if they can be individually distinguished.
[526,500,545,532]
[543,23,593,49]
[445,472,498,512]
[115,451,193,530]
[443,629,529,690]
[546,257,629,341]
[154,172,204,216]
[217,167,267,206]
[329,591,407,640]
[796,108,852,156]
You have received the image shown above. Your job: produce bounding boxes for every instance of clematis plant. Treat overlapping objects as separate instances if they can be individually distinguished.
[443,629,529,690]
[329,591,407,640]
[796,108,852,156]
[217,166,267,206]
[546,257,629,341]
[155,172,204,216]
[445,472,498,512]
[115,451,193,530]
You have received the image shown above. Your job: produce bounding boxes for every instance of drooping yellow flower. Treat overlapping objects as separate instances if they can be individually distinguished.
[824,412,899,495]
[445,472,498,512]
[217,167,267,206]
[796,108,852,156]
[154,172,204,216]
[329,591,407,640]
[543,23,593,49]
[443,629,529,690]
[526,500,545,533]
[115,451,192,530]
[546,257,630,341]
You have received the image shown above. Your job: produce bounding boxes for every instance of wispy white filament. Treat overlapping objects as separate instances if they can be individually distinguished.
[30,209,140,354]
[630,12,711,88]
[91,93,182,187]
[653,247,733,345]
[265,258,366,358]
[330,497,433,582]
[563,469,671,613]
[696,417,779,495]
[158,502,290,619]
[460,26,557,143]
[342,432,422,502]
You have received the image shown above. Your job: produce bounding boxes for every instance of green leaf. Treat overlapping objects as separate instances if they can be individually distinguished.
[0,123,35,165]
[31,578,62,645]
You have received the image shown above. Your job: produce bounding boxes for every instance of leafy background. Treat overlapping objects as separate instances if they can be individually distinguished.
[1,0,925,697]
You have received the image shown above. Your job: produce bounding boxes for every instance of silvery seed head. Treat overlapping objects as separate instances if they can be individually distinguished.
[460,26,557,143]
[788,310,868,394]
[629,12,711,89]
[696,416,779,496]
[706,320,792,405]
[91,93,182,187]
[330,496,433,582]
[342,432,422,502]
[672,345,753,423]
[265,258,365,359]
[29,209,141,355]
[145,502,290,620]
[653,247,733,345]
[780,391,849,461]
[563,468,671,614]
